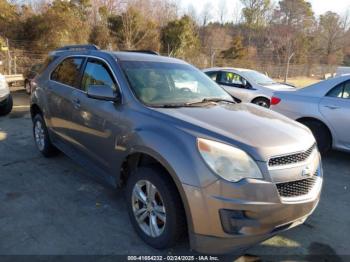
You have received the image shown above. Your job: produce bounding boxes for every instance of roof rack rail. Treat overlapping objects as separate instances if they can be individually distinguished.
[122,50,159,55]
[55,44,99,51]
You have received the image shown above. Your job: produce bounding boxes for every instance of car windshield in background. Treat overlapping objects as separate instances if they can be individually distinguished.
[244,70,275,85]
[120,61,233,107]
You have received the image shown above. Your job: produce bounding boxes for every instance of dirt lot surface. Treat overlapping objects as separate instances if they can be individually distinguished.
[0,88,349,260]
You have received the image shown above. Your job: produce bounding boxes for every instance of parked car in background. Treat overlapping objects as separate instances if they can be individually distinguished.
[203,67,295,108]
[0,73,13,116]
[271,75,350,154]
[24,63,43,94]
[31,45,322,254]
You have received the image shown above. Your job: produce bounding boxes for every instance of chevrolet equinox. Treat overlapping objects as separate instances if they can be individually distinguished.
[30,45,322,254]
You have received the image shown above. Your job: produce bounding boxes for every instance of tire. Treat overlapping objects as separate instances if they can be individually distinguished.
[0,95,13,116]
[33,114,58,157]
[25,80,31,94]
[301,120,332,154]
[126,167,186,249]
[252,97,270,108]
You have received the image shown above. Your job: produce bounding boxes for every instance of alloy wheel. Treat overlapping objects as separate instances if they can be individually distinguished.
[131,179,166,238]
[34,120,45,151]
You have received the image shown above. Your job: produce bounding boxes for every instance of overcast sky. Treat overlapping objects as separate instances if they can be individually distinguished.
[180,0,350,22]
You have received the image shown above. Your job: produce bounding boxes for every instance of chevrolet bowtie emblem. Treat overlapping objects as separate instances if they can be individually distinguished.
[302,166,312,177]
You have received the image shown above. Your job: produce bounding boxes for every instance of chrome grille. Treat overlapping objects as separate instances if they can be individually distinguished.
[268,144,316,167]
[276,175,317,198]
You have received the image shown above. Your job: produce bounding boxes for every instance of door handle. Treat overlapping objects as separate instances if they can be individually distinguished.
[72,98,81,109]
[324,105,340,110]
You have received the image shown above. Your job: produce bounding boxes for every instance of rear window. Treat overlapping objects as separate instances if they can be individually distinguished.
[51,57,84,87]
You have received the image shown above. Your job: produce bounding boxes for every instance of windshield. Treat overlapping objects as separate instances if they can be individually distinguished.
[243,70,275,85]
[120,61,233,107]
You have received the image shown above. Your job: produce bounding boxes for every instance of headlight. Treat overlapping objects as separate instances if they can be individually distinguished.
[197,138,263,182]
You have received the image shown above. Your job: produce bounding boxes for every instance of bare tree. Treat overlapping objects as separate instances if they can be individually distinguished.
[318,11,345,64]
[341,8,350,31]
[217,0,227,24]
[231,1,243,24]
[200,2,213,26]
[186,3,198,24]
[241,0,272,27]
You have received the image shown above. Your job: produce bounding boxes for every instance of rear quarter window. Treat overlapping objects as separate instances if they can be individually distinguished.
[50,57,84,87]
[326,83,343,98]
[37,55,59,75]
[205,71,218,81]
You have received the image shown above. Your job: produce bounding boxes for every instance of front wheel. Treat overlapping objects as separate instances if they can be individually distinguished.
[0,95,13,116]
[126,167,186,249]
[252,97,270,108]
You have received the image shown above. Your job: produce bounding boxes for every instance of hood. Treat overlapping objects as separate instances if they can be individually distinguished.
[261,83,296,91]
[154,103,315,161]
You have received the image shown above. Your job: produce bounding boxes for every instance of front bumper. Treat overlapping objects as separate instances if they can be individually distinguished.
[183,156,322,254]
[190,215,308,255]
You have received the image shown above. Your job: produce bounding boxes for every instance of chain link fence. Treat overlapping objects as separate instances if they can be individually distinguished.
[0,47,338,81]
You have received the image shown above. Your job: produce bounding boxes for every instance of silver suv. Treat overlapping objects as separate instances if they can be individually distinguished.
[0,73,13,116]
[30,45,322,254]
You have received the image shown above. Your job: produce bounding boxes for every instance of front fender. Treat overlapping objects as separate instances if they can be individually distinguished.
[119,126,219,236]
[122,126,218,188]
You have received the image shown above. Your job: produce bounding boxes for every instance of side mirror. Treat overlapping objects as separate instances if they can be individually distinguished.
[87,85,120,102]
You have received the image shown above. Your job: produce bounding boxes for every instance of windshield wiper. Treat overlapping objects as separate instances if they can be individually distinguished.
[187,98,236,106]
[152,98,236,108]
[153,103,190,108]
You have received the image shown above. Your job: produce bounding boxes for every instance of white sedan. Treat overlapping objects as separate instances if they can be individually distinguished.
[0,73,13,116]
[270,75,350,153]
[203,67,295,108]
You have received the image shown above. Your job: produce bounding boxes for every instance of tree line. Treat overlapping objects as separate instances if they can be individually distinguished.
[0,0,349,71]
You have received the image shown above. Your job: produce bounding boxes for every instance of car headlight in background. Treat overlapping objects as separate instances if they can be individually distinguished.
[197,138,263,182]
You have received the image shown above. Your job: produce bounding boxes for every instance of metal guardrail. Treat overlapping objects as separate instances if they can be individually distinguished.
[4,74,24,83]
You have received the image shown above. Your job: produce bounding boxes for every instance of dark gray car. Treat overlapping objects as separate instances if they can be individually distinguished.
[30,45,322,254]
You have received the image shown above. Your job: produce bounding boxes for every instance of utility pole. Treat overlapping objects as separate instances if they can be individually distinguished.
[284,52,294,83]
[210,47,216,67]
[6,38,11,75]
[14,56,17,74]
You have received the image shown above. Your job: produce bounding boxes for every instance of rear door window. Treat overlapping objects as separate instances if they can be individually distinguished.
[219,71,246,87]
[51,57,84,88]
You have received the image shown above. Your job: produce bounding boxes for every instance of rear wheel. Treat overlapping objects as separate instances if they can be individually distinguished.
[33,114,58,157]
[126,167,186,249]
[300,119,332,154]
[0,95,13,116]
[252,97,270,108]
